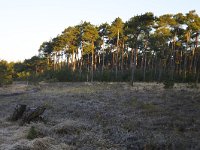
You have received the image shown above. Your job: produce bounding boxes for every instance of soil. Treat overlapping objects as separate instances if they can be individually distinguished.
[0,82,200,150]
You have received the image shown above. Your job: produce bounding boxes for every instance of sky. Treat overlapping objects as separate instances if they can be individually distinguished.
[0,0,200,62]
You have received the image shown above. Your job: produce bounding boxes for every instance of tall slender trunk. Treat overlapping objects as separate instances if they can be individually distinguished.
[143,52,147,81]
[131,48,134,84]
[131,48,137,85]
[196,52,200,84]
[184,31,190,79]
[112,52,115,70]
[91,41,94,82]
[189,47,194,73]
[121,41,124,71]
[171,35,176,80]
[80,41,83,79]
[136,48,138,66]
[184,53,187,79]
[194,33,199,75]
[102,40,105,73]
[87,54,90,82]
[115,29,119,80]
[53,53,56,71]
[98,54,101,69]
[56,52,60,70]
[179,50,183,75]
[184,39,189,79]
[67,54,70,68]
[47,54,50,70]
[151,56,154,81]
[60,52,63,70]
[158,59,162,82]
[94,53,97,71]
[115,52,118,80]
[154,55,157,81]
[131,48,133,69]
[196,70,200,84]
[141,54,144,69]
[72,49,76,71]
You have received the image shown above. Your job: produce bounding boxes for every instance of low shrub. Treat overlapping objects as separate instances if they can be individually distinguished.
[27,126,38,140]
[163,79,174,89]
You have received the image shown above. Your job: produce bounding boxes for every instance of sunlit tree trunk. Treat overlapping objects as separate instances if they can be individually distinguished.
[196,54,200,84]
[183,53,187,79]
[121,41,124,71]
[171,35,176,80]
[179,50,183,75]
[72,49,75,71]
[102,38,105,73]
[87,54,90,82]
[194,33,199,75]
[53,53,56,71]
[115,29,119,80]
[91,41,94,82]
[131,48,137,85]
[184,31,190,79]
[143,52,147,81]
[94,53,97,71]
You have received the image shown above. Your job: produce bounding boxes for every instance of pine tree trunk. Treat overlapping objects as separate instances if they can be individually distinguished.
[179,50,183,75]
[112,52,115,71]
[72,49,76,71]
[194,33,199,75]
[102,37,105,73]
[102,52,105,73]
[115,29,119,80]
[94,53,97,71]
[121,42,124,71]
[154,55,157,81]
[158,59,162,82]
[115,51,118,80]
[87,54,90,82]
[143,52,147,81]
[53,53,57,71]
[131,48,136,85]
[91,41,94,82]
[184,53,187,79]
[196,54,200,84]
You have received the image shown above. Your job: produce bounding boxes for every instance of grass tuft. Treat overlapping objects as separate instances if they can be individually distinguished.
[27,126,38,140]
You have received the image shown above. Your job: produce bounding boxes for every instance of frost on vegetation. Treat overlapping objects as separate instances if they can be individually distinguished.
[0,82,200,149]
[51,119,90,135]
[0,137,72,150]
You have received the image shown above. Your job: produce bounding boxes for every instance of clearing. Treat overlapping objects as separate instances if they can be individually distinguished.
[0,82,200,150]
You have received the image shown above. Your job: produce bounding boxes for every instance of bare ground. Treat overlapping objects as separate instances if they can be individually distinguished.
[0,82,200,150]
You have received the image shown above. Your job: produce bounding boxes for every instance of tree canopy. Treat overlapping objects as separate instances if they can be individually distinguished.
[1,10,200,84]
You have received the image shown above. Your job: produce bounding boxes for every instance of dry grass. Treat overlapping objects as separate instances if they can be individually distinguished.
[0,81,200,149]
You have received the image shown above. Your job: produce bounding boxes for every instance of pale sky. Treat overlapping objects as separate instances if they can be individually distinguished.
[0,0,200,62]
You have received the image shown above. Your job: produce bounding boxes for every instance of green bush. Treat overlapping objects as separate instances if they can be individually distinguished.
[163,79,174,89]
[27,126,38,140]
[101,70,113,81]
[0,60,13,86]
